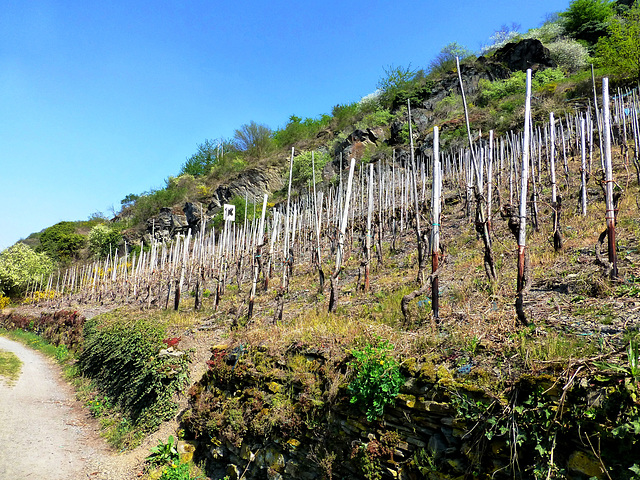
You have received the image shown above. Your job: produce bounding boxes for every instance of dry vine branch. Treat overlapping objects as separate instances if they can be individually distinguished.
[501,204,531,326]
[400,251,446,325]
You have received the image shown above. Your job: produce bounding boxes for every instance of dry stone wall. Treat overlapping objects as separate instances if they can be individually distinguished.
[184,344,640,480]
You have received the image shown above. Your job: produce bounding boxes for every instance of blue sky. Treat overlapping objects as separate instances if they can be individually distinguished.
[0,0,569,250]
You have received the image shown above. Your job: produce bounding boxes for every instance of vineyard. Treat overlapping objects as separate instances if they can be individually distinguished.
[5,70,640,479]
[21,73,640,340]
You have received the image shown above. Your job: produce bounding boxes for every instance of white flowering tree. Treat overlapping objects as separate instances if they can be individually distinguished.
[0,243,54,296]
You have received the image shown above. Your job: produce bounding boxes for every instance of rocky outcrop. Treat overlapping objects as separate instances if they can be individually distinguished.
[139,167,284,242]
[144,207,189,243]
[332,126,388,162]
[490,38,556,72]
[207,167,284,212]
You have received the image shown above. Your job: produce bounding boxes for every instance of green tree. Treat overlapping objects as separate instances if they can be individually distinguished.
[88,224,122,259]
[120,193,140,207]
[376,65,434,110]
[180,138,236,177]
[233,121,273,158]
[596,4,640,80]
[428,42,473,76]
[561,0,615,45]
[0,243,54,296]
[377,64,417,104]
[37,221,86,261]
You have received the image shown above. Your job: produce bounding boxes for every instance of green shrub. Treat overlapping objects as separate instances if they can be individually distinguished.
[233,121,274,158]
[0,244,54,296]
[88,224,122,259]
[428,42,473,76]
[376,66,435,110]
[274,114,332,148]
[78,315,190,431]
[158,462,194,480]
[477,68,565,106]
[359,109,394,129]
[348,339,404,421]
[595,3,640,81]
[332,102,362,132]
[130,178,191,224]
[546,38,591,72]
[289,150,332,188]
[433,92,463,118]
[37,221,86,261]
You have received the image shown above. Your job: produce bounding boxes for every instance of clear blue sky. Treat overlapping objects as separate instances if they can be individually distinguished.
[0,0,569,251]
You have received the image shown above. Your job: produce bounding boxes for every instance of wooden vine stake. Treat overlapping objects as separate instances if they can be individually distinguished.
[580,116,588,216]
[457,56,496,281]
[364,163,374,292]
[516,69,532,326]
[550,112,563,251]
[431,126,442,322]
[247,193,268,322]
[408,99,427,286]
[400,129,444,325]
[275,147,295,323]
[602,78,618,279]
[311,152,325,293]
[329,157,356,313]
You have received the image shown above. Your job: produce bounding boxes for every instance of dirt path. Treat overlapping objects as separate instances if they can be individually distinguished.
[0,336,139,480]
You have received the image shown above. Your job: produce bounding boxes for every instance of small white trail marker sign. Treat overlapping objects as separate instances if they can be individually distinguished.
[223,204,236,222]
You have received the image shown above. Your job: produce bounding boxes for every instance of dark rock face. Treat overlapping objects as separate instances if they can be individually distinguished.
[491,38,557,72]
[183,202,204,231]
[141,167,284,243]
[333,127,387,162]
[144,207,189,243]
[207,167,284,213]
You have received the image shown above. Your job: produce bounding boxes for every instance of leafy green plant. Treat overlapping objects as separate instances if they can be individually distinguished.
[629,339,640,379]
[78,314,191,433]
[348,339,404,421]
[596,3,640,81]
[88,395,112,417]
[561,0,615,45]
[159,462,196,480]
[233,121,274,158]
[477,68,565,106]
[428,42,473,76]
[273,114,332,148]
[180,138,236,177]
[146,435,180,467]
[332,102,362,131]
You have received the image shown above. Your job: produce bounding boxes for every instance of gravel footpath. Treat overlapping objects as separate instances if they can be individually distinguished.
[0,336,138,480]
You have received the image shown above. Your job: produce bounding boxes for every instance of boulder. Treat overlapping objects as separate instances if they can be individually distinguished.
[491,38,556,72]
